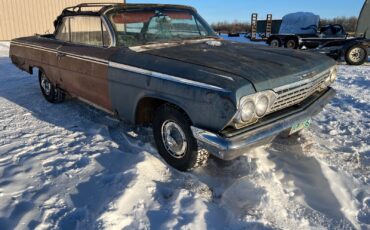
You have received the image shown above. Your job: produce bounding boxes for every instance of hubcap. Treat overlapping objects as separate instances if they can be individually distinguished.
[161,120,187,159]
[271,40,279,47]
[41,75,51,96]
[349,48,365,63]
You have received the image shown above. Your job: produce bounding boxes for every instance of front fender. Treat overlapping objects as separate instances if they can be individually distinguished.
[108,65,238,132]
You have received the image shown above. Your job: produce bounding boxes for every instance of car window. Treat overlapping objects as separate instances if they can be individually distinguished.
[55,17,70,41]
[146,14,208,38]
[107,9,216,47]
[55,16,111,47]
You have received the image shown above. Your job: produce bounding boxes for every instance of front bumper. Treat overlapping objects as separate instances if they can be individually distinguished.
[191,88,336,160]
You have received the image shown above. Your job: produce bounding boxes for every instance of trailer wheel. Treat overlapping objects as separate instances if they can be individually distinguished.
[39,72,65,103]
[345,45,368,65]
[270,39,281,47]
[285,39,298,49]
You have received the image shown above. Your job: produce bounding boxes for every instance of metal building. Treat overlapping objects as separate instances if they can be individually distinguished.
[0,0,123,41]
[356,0,370,38]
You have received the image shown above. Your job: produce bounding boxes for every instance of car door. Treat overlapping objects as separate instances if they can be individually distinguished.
[54,15,117,112]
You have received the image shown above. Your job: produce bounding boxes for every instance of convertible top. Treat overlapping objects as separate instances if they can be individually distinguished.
[54,3,196,30]
[62,3,196,14]
[356,0,370,38]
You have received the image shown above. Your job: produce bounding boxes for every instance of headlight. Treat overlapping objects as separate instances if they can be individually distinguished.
[324,75,331,86]
[330,66,337,83]
[233,90,277,128]
[255,95,269,117]
[241,101,255,122]
[319,66,337,91]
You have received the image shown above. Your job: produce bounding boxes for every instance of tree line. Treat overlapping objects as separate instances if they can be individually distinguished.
[211,16,358,34]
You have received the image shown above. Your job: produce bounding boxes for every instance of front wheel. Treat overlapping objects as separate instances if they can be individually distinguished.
[345,45,368,65]
[153,104,209,171]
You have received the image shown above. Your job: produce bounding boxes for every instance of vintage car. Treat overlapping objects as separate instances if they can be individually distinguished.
[10,3,336,171]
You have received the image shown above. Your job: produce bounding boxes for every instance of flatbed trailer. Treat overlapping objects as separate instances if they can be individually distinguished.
[266,0,369,65]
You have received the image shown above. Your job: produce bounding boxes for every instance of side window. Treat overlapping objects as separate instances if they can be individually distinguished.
[102,22,111,46]
[56,16,111,47]
[55,17,70,41]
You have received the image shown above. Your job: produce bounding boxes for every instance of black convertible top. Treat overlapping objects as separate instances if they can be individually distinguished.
[63,3,195,14]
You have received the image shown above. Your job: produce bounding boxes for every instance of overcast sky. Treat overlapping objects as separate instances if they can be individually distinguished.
[128,0,365,23]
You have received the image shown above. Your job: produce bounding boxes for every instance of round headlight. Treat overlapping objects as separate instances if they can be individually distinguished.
[255,95,269,117]
[330,67,337,83]
[324,76,331,86]
[241,101,255,122]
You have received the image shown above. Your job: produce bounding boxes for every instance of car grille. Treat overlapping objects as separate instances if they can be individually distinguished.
[270,70,330,113]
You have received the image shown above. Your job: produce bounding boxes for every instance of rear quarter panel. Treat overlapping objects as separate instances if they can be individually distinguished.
[10,36,63,83]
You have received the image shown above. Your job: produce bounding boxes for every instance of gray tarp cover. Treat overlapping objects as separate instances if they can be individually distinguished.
[279,12,320,35]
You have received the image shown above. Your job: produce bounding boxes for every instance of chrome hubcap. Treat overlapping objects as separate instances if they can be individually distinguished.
[161,120,187,158]
[349,48,365,62]
[271,40,279,47]
[41,75,51,96]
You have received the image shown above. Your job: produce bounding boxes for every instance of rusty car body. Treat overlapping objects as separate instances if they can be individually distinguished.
[9,3,337,171]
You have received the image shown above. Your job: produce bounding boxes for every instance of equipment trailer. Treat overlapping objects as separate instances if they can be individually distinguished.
[267,0,370,65]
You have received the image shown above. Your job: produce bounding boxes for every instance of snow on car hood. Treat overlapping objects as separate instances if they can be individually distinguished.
[142,40,335,91]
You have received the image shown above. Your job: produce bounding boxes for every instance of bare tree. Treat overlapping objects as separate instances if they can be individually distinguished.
[211,21,251,34]
[212,16,358,34]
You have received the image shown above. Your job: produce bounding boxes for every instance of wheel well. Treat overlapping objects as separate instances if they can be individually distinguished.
[135,97,190,125]
[28,66,44,77]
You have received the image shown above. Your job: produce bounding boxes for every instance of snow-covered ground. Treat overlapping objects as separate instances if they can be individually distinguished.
[0,39,369,230]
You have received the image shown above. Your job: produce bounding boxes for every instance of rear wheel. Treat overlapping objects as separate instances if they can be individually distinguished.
[270,38,281,47]
[39,72,65,103]
[345,45,368,65]
[153,104,209,171]
[285,39,298,49]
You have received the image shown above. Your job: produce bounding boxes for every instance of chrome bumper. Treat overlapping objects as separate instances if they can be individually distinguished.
[191,88,336,160]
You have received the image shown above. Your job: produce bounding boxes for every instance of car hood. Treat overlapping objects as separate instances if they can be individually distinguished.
[140,40,335,91]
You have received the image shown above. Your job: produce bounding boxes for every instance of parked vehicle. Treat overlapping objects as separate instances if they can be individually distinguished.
[314,0,370,65]
[10,3,336,171]
[268,24,348,49]
[267,2,370,65]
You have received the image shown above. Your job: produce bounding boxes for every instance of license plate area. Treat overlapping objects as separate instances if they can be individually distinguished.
[289,119,311,135]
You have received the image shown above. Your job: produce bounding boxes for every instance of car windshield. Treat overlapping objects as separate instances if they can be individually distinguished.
[106,8,218,47]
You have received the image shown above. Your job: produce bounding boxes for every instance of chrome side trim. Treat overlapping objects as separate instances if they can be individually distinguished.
[108,62,228,92]
[11,41,109,65]
[11,41,57,54]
